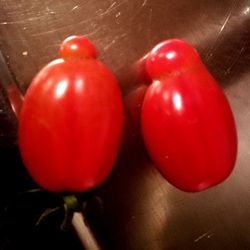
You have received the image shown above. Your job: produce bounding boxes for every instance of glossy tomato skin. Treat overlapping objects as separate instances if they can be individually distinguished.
[142,39,237,192]
[19,37,124,192]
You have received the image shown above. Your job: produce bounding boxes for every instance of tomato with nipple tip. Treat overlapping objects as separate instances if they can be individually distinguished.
[18,36,124,192]
[141,39,237,192]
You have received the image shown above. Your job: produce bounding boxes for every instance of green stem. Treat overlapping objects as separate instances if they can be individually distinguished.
[61,194,80,231]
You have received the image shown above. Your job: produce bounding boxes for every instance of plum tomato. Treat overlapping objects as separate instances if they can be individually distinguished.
[19,36,124,192]
[141,39,237,192]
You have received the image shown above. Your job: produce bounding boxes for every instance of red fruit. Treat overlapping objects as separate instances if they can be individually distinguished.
[19,36,124,192]
[141,39,237,192]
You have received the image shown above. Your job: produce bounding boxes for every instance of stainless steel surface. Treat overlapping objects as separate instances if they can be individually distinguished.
[0,0,250,249]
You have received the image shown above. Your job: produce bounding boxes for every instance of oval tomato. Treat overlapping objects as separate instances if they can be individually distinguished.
[19,36,124,192]
[141,39,237,192]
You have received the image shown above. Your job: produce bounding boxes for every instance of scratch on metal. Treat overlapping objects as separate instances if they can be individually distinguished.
[194,231,213,243]
[103,39,116,51]
[100,1,117,16]
[205,0,238,62]
[142,0,148,7]
[225,42,246,75]
[71,5,79,11]
[218,8,233,35]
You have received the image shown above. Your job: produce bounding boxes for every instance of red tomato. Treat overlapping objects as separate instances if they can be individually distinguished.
[19,36,124,192]
[141,39,237,192]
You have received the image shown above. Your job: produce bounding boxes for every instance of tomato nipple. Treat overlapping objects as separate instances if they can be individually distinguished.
[146,39,201,79]
[59,35,97,60]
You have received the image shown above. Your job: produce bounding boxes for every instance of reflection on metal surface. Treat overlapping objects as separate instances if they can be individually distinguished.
[0,50,23,118]
[6,84,23,119]
[242,6,250,15]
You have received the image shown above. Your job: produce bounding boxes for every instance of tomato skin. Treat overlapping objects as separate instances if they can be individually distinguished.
[19,38,124,192]
[141,39,237,192]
